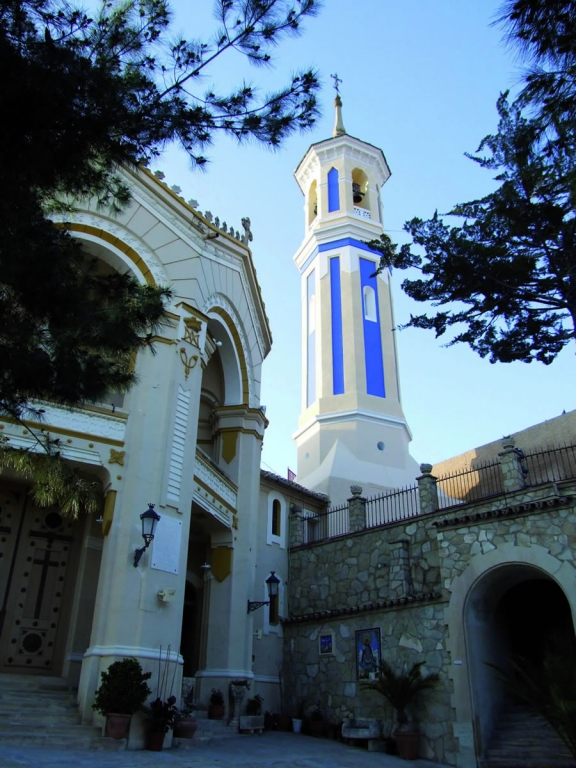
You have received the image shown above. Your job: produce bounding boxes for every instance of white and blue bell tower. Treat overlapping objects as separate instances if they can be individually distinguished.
[292,94,420,504]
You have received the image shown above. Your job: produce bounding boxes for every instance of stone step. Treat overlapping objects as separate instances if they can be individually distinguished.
[0,731,126,750]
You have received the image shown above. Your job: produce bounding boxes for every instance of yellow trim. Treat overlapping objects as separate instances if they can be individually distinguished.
[150,336,177,345]
[221,430,238,464]
[102,490,116,536]
[209,307,249,403]
[194,475,236,515]
[165,311,180,321]
[218,425,264,441]
[1,417,125,447]
[57,222,156,286]
[81,405,129,420]
[211,546,233,582]
[176,302,209,321]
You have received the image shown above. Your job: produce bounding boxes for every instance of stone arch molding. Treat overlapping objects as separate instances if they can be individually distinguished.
[444,542,576,768]
[50,211,170,289]
[202,293,256,408]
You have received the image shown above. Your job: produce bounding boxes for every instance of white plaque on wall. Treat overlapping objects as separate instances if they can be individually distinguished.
[151,515,182,574]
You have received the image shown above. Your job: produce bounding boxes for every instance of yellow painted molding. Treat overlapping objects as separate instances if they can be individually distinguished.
[221,430,239,464]
[209,306,249,403]
[219,426,264,442]
[102,490,116,536]
[150,336,177,345]
[58,223,156,286]
[176,302,209,322]
[0,417,124,448]
[194,475,236,515]
[211,546,233,582]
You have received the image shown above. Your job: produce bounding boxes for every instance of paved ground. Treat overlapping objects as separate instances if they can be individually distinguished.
[0,733,445,768]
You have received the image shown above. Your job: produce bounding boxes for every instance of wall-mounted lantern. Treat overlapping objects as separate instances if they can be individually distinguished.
[133,503,161,567]
[247,571,280,613]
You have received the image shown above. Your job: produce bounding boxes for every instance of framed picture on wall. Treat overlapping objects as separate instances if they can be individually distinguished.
[355,627,381,680]
[319,632,334,656]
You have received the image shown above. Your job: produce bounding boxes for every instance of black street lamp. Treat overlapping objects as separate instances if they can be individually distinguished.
[133,503,161,567]
[247,571,281,613]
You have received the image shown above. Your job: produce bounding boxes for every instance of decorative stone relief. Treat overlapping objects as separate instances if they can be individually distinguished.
[166,386,191,505]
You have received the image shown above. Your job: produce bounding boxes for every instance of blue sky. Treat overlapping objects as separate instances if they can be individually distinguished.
[157,0,575,477]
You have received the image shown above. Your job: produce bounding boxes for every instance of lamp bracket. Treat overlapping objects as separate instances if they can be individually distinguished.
[247,599,270,614]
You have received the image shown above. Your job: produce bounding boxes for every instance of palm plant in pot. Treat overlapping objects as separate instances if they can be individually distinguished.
[361,660,439,760]
[92,658,152,740]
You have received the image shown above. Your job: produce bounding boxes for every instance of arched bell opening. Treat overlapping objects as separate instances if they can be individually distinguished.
[465,564,575,759]
[307,179,318,226]
[351,168,370,212]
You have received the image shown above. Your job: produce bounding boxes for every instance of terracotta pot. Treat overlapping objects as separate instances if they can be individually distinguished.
[395,730,419,760]
[146,730,165,751]
[106,713,131,739]
[174,718,198,739]
[208,704,225,720]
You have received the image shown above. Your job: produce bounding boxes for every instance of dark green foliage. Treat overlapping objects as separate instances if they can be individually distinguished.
[246,693,264,715]
[92,658,152,716]
[0,434,101,516]
[360,661,439,726]
[368,1,576,364]
[0,0,320,509]
[487,632,576,759]
[145,695,178,733]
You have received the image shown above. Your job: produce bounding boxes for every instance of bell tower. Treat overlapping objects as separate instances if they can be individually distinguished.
[293,90,420,504]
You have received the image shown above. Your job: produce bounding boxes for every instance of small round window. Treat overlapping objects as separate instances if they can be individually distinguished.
[377,442,385,452]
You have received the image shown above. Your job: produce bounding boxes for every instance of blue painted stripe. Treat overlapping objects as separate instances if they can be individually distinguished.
[327,167,340,212]
[330,258,344,395]
[318,238,382,255]
[360,257,386,398]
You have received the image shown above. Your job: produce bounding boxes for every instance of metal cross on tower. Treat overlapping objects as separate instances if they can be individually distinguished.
[330,73,342,94]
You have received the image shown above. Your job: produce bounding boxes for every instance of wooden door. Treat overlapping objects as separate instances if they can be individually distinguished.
[0,488,74,674]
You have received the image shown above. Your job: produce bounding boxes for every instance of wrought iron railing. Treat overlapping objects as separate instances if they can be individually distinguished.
[293,443,576,546]
[437,460,505,510]
[522,443,576,486]
[365,485,420,526]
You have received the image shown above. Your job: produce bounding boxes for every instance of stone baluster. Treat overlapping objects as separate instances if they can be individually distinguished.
[348,485,366,533]
[417,463,439,514]
[229,680,249,729]
[498,436,526,492]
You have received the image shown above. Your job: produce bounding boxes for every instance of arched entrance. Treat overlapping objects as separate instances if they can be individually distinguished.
[465,564,575,758]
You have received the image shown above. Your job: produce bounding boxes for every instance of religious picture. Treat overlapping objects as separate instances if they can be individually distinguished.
[319,632,333,655]
[356,628,381,680]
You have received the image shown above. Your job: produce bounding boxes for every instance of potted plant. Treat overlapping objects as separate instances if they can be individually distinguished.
[174,701,198,740]
[145,695,178,750]
[92,657,152,740]
[360,660,439,760]
[239,693,265,733]
[143,645,179,750]
[209,688,225,720]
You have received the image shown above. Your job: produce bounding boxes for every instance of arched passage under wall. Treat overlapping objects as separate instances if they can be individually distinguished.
[464,564,575,759]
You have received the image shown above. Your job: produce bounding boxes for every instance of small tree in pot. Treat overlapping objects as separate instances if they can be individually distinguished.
[361,661,439,760]
[92,658,152,739]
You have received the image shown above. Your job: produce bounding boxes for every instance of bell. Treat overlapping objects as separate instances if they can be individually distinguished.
[352,183,364,204]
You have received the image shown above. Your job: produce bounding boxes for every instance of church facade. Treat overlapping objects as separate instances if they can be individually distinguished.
[0,100,575,768]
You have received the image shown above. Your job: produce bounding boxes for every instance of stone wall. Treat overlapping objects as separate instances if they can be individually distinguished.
[284,472,576,767]
[283,600,457,764]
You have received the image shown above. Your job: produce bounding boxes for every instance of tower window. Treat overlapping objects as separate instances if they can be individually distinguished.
[272,499,281,537]
[363,285,377,322]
